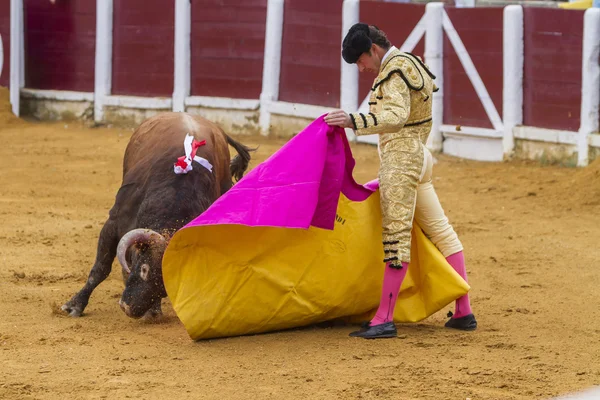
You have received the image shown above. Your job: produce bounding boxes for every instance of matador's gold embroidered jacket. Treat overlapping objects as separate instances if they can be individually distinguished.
[349,49,437,267]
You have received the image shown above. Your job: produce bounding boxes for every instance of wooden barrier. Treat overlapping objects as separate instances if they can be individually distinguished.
[443,7,503,129]
[1,0,598,165]
[23,0,96,92]
[112,0,174,97]
[278,0,343,108]
[523,8,584,132]
[0,1,10,87]
[190,0,267,99]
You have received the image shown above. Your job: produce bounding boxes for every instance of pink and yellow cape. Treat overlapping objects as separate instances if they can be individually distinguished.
[162,116,469,340]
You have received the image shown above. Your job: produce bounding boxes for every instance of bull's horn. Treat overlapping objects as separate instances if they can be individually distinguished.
[116,229,166,274]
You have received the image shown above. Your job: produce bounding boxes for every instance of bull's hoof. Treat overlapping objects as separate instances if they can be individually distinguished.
[61,301,84,317]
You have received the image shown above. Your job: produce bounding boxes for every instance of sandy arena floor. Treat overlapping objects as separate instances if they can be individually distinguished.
[1,89,600,399]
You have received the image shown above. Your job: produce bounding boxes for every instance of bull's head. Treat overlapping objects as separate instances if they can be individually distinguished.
[115,229,168,318]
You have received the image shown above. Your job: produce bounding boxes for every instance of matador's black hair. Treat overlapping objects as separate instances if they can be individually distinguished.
[342,23,372,64]
[342,23,391,64]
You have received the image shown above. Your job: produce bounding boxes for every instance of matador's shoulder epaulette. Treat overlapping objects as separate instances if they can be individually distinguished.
[372,51,437,93]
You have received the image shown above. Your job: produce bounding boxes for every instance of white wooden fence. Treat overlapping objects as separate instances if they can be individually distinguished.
[6,0,600,166]
[335,0,600,166]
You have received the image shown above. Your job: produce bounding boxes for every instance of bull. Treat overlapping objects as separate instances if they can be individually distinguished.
[61,112,252,319]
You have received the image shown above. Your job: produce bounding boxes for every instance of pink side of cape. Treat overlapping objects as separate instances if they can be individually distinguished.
[184,116,380,231]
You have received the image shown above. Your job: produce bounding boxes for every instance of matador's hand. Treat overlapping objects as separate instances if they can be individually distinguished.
[324,110,353,129]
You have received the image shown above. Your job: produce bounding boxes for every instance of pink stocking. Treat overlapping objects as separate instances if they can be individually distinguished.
[369,262,409,326]
[446,251,473,318]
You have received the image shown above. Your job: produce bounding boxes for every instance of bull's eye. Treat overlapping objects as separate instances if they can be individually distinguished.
[140,264,150,281]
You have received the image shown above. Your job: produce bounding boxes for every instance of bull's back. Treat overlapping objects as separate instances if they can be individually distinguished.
[121,112,230,180]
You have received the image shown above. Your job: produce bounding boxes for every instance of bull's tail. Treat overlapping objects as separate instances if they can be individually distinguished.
[226,134,255,182]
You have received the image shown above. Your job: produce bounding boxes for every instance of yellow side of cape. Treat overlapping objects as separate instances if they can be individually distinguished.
[162,190,470,340]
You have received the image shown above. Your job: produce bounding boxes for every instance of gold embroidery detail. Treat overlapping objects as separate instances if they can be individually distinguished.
[379,137,423,263]
[348,50,437,263]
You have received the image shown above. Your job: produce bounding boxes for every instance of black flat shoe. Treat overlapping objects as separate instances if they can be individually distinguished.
[445,311,477,331]
[349,321,397,339]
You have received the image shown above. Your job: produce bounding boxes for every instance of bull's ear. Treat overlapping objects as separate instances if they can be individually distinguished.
[140,263,150,281]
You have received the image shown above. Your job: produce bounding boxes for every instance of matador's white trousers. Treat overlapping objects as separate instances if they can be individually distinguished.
[414,146,463,258]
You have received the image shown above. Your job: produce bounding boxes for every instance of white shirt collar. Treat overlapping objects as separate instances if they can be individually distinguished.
[380,45,397,67]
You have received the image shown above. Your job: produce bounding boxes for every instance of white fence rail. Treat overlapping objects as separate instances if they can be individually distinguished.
[6,0,600,166]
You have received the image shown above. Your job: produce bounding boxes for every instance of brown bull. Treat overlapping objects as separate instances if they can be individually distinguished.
[62,112,252,319]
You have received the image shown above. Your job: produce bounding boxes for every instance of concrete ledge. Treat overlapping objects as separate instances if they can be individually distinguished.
[15,93,600,166]
[21,97,93,121]
[103,95,172,110]
[21,88,94,102]
[185,107,260,136]
[514,126,578,145]
[442,132,504,161]
[185,96,259,111]
[514,138,578,166]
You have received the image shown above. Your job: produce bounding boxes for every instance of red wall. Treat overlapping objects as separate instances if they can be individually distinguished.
[0,1,10,87]
[24,0,96,92]
[190,0,267,99]
[112,0,174,97]
[443,7,503,129]
[357,2,426,105]
[278,0,343,108]
[523,8,584,132]
[6,1,591,135]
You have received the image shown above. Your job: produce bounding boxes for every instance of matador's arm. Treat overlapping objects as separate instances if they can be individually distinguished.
[349,74,411,136]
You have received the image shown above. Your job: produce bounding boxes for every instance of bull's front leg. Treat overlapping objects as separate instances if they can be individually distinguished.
[62,218,119,317]
[142,298,163,322]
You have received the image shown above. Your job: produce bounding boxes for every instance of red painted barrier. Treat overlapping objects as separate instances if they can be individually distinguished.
[24,0,96,92]
[190,0,267,99]
[6,0,591,138]
[278,0,343,108]
[443,7,503,129]
[357,2,426,105]
[112,0,174,97]
[0,1,10,87]
[523,8,584,132]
